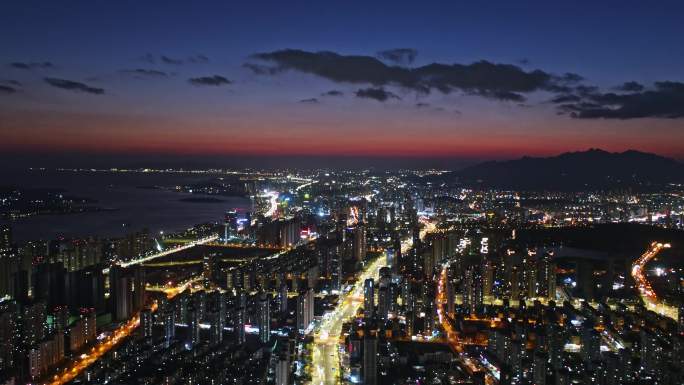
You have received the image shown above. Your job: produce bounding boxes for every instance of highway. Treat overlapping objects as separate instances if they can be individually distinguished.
[308,220,435,385]
[631,241,677,320]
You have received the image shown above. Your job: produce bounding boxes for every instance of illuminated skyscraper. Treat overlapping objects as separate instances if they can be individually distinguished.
[353,225,367,263]
[363,278,374,320]
[163,306,175,348]
[140,308,153,339]
[462,265,483,315]
[235,290,246,345]
[257,291,270,344]
[189,307,201,347]
[0,225,16,298]
[278,283,288,314]
[296,288,314,332]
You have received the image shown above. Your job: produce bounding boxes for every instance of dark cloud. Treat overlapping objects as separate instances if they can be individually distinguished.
[616,81,645,92]
[143,54,209,65]
[2,80,21,86]
[550,94,581,103]
[44,77,104,94]
[188,75,231,86]
[560,73,583,83]
[355,87,400,102]
[299,98,319,103]
[188,54,209,64]
[377,48,418,65]
[247,49,571,101]
[474,90,525,102]
[518,58,530,65]
[121,68,169,77]
[0,85,17,94]
[10,61,54,70]
[321,90,343,97]
[415,102,430,108]
[140,53,156,64]
[243,62,281,75]
[575,85,599,96]
[560,81,684,119]
[161,55,184,65]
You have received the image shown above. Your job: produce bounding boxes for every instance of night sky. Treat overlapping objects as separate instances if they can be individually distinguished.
[2,1,684,168]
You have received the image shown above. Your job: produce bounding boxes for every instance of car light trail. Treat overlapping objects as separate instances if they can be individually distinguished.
[631,242,677,320]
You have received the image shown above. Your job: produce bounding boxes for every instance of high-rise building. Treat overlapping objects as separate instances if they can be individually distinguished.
[393,237,402,272]
[377,286,389,322]
[537,251,555,299]
[65,265,106,313]
[363,334,377,385]
[275,351,290,385]
[189,307,201,347]
[363,278,374,320]
[353,225,367,263]
[296,289,314,332]
[163,306,176,348]
[208,311,223,346]
[462,265,483,315]
[0,225,16,298]
[423,250,435,279]
[278,283,288,314]
[386,248,395,273]
[140,308,153,339]
[532,349,547,385]
[235,291,246,345]
[581,327,601,365]
[0,301,18,371]
[109,265,145,322]
[32,262,66,309]
[446,280,455,317]
[258,291,271,344]
[22,301,47,349]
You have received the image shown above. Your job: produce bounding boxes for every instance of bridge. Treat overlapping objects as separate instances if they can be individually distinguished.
[102,234,219,274]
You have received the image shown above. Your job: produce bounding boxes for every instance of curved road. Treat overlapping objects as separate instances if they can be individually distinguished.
[631,241,677,320]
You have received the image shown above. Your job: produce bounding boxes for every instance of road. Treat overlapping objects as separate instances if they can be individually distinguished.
[309,220,435,385]
[47,302,158,385]
[436,266,461,352]
[631,241,677,320]
[311,255,388,385]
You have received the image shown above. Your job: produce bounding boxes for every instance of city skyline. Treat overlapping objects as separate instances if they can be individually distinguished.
[2,1,684,168]
[2,3,684,384]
